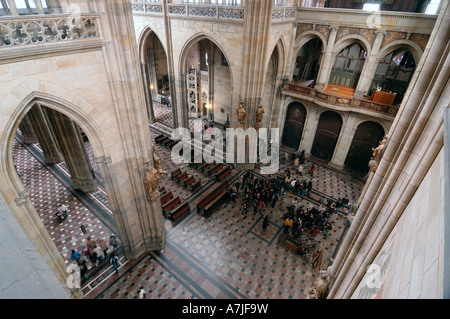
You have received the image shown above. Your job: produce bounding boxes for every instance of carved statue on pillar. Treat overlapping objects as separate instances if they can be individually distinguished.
[236,101,247,129]
[369,137,388,172]
[254,104,265,131]
[144,148,167,203]
[372,138,387,163]
[307,272,331,299]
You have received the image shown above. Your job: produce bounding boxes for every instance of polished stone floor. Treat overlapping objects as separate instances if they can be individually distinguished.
[12,102,365,299]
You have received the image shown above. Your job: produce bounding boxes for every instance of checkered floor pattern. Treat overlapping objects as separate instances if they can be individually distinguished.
[12,103,364,299]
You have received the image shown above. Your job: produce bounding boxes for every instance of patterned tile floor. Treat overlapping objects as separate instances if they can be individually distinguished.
[12,103,365,299]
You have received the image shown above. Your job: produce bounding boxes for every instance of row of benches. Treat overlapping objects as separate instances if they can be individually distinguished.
[196,181,230,218]
[159,186,190,224]
[170,168,202,191]
[155,134,179,150]
[189,161,232,182]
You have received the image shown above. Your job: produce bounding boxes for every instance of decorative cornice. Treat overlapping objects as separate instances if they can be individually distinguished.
[93,155,112,165]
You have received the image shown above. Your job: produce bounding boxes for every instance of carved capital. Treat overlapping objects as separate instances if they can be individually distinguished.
[15,189,30,207]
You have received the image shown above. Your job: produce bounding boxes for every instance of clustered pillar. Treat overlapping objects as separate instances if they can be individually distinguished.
[43,107,98,193]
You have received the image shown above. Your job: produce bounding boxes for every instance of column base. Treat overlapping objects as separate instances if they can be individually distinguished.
[72,179,99,193]
[314,83,327,92]
[328,162,344,171]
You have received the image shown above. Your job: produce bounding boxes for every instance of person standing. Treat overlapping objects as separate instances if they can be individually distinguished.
[257,201,264,215]
[271,193,279,208]
[138,287,146,299]
[109,234,118,250]
[98,237,108,257]
[93,245,104,263]
[70,249,81,262]
[241,203,248,219]
[262,215,270,231]
[310,164,317,177]
[345,212,355,227]
[110,252,120,273]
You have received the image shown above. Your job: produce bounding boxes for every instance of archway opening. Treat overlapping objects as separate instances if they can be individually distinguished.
[12,103,121,283]
[184,37,232,129]
[344,121,385,173]
[293,37,323,86]
[281,102,307,150]
[369,48,417,106]
[328,42,367,96]
[311,111,342,162]
[142,31,172,126]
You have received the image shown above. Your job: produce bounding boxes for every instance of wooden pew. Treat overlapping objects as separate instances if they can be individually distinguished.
[184,176,196,187]
[203,190,229,218]
[157,136,171,145]
[160,192,173,205]
[208,163,224,175]
[169,202,191,224]
[197,181,229,215]
[166,140,178,149]
[163,197,181,212]
[177,173,190,183]
[155,135,167,143]
[171,168,181,180]
[217,166,231,181]
[175,172,188,182]
[197,162,209,171]
[200,163,214,172]
[191,180,201,191]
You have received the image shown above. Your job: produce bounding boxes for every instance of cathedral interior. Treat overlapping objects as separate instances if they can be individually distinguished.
[0,0,448,300]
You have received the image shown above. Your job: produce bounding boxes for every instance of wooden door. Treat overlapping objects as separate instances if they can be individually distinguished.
[282,103,307,150]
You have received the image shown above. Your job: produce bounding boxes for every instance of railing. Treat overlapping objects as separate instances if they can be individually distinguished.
[283,83,399,117]
[0,14,100,48]
[272,7,296,22]
[131,1,245,20]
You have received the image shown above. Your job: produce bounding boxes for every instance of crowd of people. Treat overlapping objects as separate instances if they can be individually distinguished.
[70,233,120,279]
[228,151,354,246]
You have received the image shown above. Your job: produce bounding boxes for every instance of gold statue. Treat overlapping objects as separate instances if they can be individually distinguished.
[236,101,246,128]
[254,104,265,131]
[313,273,331,299]
[144,148,167,203]
[372,138,387,163]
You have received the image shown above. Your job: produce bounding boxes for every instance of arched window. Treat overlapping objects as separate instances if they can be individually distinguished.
[293,37,323,84]
[370,48,416,105]
[329,42,367,89]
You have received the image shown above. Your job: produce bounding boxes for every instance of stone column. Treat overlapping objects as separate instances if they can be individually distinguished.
[328,113,359,170]
[18,115,37,144]
[27,105,64,164]
[44,108,98,193]
[162,0,183,129]
[7,0,19,15]
[298,106,319,156]
[35,0,45,14]
[208,43,215,122]
[354,30,386,98]
[141,61,156,123]
[314,26,339,91]
[233,0,273,169]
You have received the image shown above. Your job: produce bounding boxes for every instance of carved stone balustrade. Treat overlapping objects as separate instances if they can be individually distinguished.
[131,1,245,21]
[0,14,99,48]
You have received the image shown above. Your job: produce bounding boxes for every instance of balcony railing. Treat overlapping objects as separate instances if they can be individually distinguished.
[283,83,399,117]
[131,1,245,20]
[0,14,100,48]
[272,7,296,22]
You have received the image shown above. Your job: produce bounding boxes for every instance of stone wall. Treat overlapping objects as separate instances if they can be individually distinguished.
[351,148,444,299]
[0,194,71,299]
